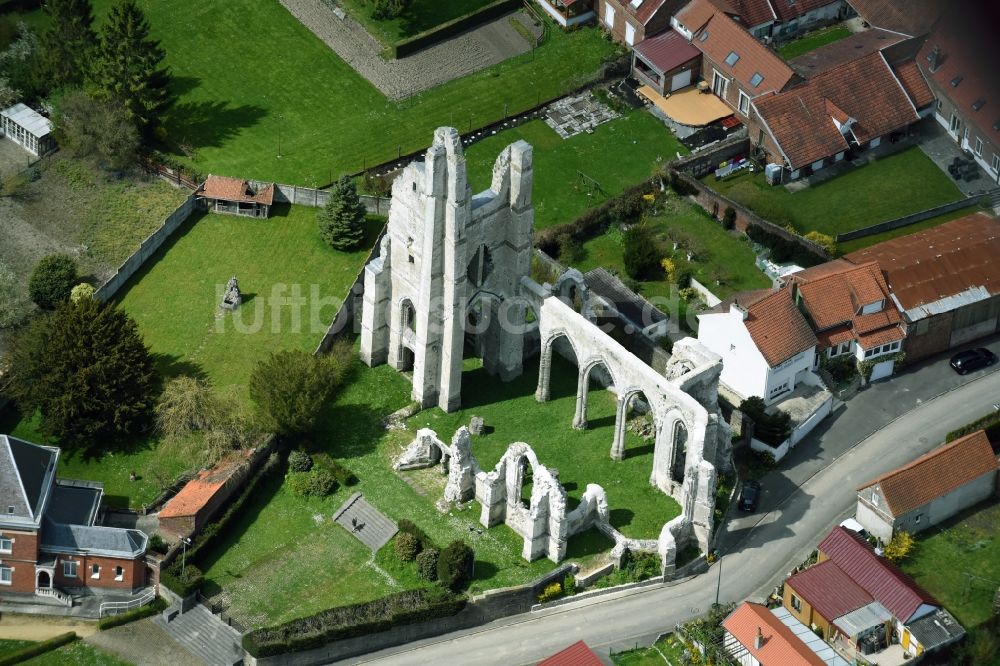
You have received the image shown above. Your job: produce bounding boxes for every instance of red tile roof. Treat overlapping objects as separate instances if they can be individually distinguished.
[694,11,796,95]
[675,0,730,34]
[818,527,938,622]
[859,431,998,517]
[786,559,873,622]
[159,452,251,519]
[537,640,604,666]
[788,29,906,78]
[728,0,776,28]
[792,261,904,351]
[845,0,944,37]
[634,30,702,73]
[892,59,935,109]
[754,51,919,169]
[198,175,275,206]
[721,288,818,367]
[722,602,827,666]
[843,213,1000,314]
[611,0,671,26]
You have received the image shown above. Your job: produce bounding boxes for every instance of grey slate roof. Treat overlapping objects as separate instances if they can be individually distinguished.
[584,268,667,329]
[0,434,58,527]
[906,608,966,652]
[47,483,102,527]
[40,518,147,558]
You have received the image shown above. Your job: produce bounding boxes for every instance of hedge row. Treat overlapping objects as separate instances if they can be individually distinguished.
[945,412,1000,443]
[98,596,168,630]
[160,562,203,598]
[0,632,76,665]
[393,0,522,58]
[242,587,466,657]
[745,223,825,268]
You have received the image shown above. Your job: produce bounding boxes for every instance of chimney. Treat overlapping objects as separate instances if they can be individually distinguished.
[730,302,749,320]
[754,626,764,650]
[927,46,941,72]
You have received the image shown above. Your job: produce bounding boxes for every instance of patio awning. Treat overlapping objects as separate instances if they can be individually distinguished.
[638,84,733,127]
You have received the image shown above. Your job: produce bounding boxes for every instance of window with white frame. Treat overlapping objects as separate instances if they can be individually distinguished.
[872,492,879,506]
[0,537,11,554]
[993,154,1000,173]
[791,594,802,611]
[769,381,789,396]
[0,565,11,585]
[91,564,100,579]
[604,3,615,27]
[712,69,728,98]
[975,137,983,156]
[115,566,124,581]
[738,90,750,115]
[63,560,77,578]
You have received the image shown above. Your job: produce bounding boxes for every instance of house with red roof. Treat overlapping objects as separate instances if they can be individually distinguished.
[722,601,850,665]
[158,451,255,541]
[855,430,998,543]
[698,287,818,405]
[631,29,703,96]
[195,174,275,219]
[534,0,597,28]
[537,639,604,666]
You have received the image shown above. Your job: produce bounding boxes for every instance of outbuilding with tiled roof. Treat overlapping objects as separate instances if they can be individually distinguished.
[855,430,998,543]
[722,601,849,665]
[196,174,276,219]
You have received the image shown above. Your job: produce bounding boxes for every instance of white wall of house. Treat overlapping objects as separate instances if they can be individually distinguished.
[724,630,762,666]
[856,490,895,543]
[894,471,997,536]
[764,348,815,404]
[698,308,770,401]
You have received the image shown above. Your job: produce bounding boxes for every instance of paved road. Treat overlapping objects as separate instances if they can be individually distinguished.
[351,341,1000,665]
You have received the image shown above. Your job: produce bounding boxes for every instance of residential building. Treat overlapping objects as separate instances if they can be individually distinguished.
[0,435,149,599]
[534,0,597,28]
[855,430,998,543]
[789,261,906,381]
[722,601,849,665]
[917,4,1000,184]
[750,50,932,180]
[596,0,683,47]
[763,0,848,42]
[844,0,943,39]
[690,9,798,123]
[195,174,275,219]
[783,559,873,639]
[632,29,702,95]
[538,640,604,666]
[698,288,817,404]
[158,450,255,541]
[844,213,1000,362]
[0,103,55,157]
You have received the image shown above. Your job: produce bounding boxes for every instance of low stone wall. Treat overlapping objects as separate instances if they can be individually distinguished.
[392,0,523,58]
[835,196,978,242]
[94,194,199,302]
[689,277,721,307]
[247,180,391,215]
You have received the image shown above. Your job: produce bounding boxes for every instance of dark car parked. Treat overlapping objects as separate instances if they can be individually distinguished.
[950,348,997,375]
[738,480,761,512]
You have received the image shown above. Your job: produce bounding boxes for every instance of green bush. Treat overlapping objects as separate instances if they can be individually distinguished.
[288,449,313,472]
[416,548,439,581]
[740,396,791,446]
[394,531,421,562]
[160,563,203,598]
[563,573,577,596]
[623,225,662,280]
[722,206,736,230]
[148,534,169,554]
[28,253,78,309]
[946,412,1000,443]
[98,596,168,630]
[668,170,699,196]
[537,582,563,603]
[287,468,338,497]
[397,519,435,549]
[0,632,77,665]
[313,453,358,486]
[437,539,475,591]
[745,224,824,266]
[242,588,466,657]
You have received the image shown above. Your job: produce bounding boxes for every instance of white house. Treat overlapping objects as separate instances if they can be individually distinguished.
[855,430,998,543]
[0,103,55,157]
[698,288,818,405]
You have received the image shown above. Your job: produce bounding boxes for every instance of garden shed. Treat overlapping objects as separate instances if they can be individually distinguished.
[0,103,55,157]
[196,174,275,218]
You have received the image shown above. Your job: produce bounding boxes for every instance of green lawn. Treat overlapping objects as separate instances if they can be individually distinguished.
[338,0,495,45]
[574,189,770,330]
[58,0,620,184]
[704,146,963,244]
[465,111,686,230]
[22,641,132,666]
[0,638,35,651]
[901,498,1000,630]
[200,356,616,628]
[1,205,378,507]
[778,24,853,60]
[612,635,687,665]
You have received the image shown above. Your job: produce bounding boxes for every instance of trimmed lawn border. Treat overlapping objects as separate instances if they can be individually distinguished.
[778,24,853,60]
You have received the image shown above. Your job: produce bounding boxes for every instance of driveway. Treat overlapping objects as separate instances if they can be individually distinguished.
[352,341,1000,665]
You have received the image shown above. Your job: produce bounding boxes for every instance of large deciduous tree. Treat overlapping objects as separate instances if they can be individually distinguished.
[7,298,158,452]
[53,89,139,169]
[318,176,367,251]
[39,0,97,90]
[91,0,172,135]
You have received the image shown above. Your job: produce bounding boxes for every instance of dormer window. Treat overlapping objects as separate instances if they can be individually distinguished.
[699,30,709,42]
[750,73,764,88]
[860,299,885,315]
[5,506,12,515]
[950,75,963,87]
[972,99,985,112]
[725,51,740,66]
[872,492,879,506]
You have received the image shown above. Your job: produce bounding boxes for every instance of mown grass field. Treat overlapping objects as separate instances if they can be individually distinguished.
[465,111,686,230]
[337,0,495,45]
[705,147,963,244]
[22,641,132,666]
[48,0,621,184]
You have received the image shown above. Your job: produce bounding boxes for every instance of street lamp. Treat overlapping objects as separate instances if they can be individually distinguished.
[181,537,192,574]
[713,549,722,607]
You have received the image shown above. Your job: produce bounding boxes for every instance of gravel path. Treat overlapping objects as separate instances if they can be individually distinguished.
[279,0,542,100]
[85,618,207,666]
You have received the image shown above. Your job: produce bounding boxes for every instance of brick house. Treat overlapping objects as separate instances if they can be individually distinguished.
[196,174,275,219]
[855,430,998,543]
[596,0,684,47]
[534,0,597,27]
[0,435,149,600]
[843,213,1000,363]
[158,451,255,541]
[722,601,850,665]
[631,29,702,95]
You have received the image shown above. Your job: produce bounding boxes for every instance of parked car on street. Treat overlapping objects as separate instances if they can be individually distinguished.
[949,348,997,374]
[738,480,761,512]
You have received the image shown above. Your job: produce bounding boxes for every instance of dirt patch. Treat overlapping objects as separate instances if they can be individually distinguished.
[0,613,98,640]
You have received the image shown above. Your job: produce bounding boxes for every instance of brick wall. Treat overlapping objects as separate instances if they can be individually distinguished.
[904,312,954,363]
[51,553,146,592]
[0,529,39,593]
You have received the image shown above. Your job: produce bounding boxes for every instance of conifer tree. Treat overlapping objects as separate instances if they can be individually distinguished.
[318,176,367,251]
[39,0,98,90]
[91,0,172,134]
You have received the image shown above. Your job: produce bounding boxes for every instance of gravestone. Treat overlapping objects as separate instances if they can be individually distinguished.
[220,276,241,310]
[470,416,485,436]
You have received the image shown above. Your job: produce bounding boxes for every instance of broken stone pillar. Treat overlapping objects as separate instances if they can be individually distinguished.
[220,276,241,310]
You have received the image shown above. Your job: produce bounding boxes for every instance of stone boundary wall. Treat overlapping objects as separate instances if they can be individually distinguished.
[247,180,391,216]
[674,136,751,179]
[245,564,573,666]
[835,196,978,242]
[94,194,200,303]
[674,170,830,263]
[689,278,721,307]
[392,0,523,58]
[531,574,665,612]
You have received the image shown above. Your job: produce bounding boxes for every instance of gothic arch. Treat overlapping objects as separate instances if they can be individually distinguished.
[535,330,582,403]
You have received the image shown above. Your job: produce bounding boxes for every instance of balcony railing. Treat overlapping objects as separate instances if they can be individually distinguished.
[99,588,156,617]
[36,586,73,607]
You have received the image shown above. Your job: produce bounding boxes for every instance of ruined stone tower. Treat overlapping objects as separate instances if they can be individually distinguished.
[359,127,534,412]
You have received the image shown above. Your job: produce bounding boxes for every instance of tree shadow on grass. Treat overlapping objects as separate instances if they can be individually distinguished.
[565,527,614,559]
[609,507,635,533]
[314,401,390,460]
[472,559,499,583]
[165,99,268,152]
[151,352,208,383]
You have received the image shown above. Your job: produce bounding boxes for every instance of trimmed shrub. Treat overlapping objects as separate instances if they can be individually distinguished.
[98,597,168,630]
[437,539,475,591]
[394,531,421,562]
[741,396,791,446]
[397,519,434,549]
[287,468,337,497]
[416,548,439,581]
[160,563,203,597]
[722,206,736,230]
[0,632,77,665]
[537,582,563,603]
[623,226,662,281]
[242,587,465,657]
[148,534,169,554]
[563,573,577,596]
[288,450,313,473]
[70,282,96,303]
[945,412,1000,443]
[28,253,78,309]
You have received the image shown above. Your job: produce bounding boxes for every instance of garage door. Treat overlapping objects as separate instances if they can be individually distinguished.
[870,359,895,382]
[670,70,692,92]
